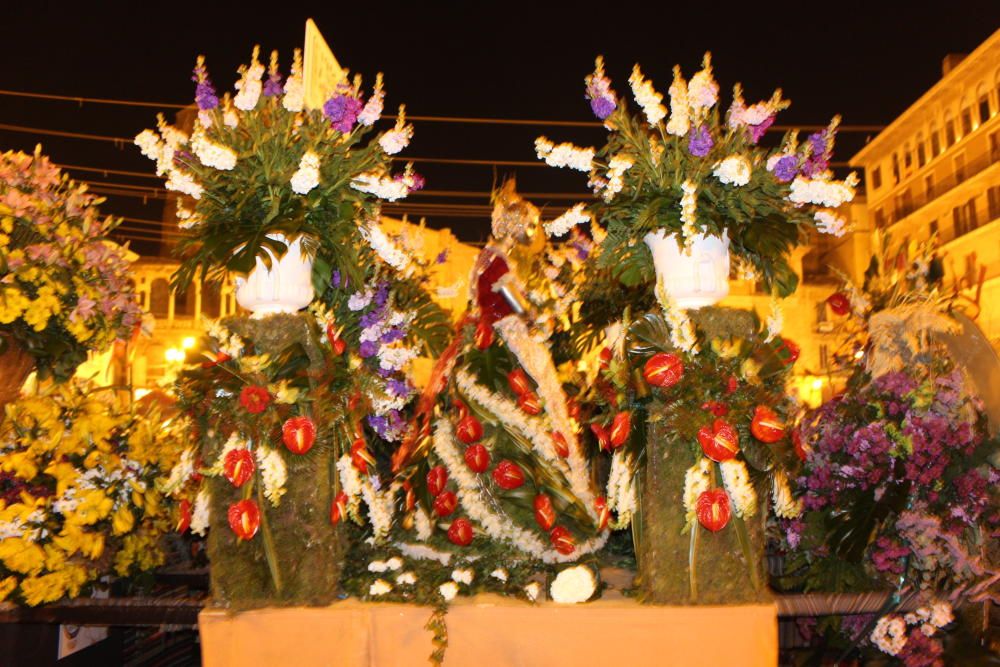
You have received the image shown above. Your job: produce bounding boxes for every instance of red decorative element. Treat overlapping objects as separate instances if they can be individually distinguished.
[566,399,582,421]
[594,496,610,531]
[348,392,362,412]
[533,494,556,531]
[433,490,459,517]
[725,376,739,394]
[201,352,231,369]
[826,292,851,316]
[223,449,254,488]
[750,405,786,443]
[452,400,469,420]
[474,319,494,350]
[591,423,611,451]
[696,489,731,532]
[507,368,533,396]
[599,346,613,370]
[403,481,416,511]
[777,338,800,365]
[330,492,348,525]
[700,401,730,417]
[176,499,192,533]
[476,254,514,324]
[350,438,372,473]
[550,431,569,458]
[427,466,449,496]
[697,419,740,462]
[793,429,809,461]
[464,444,490,473]
[227,499,261,541]
[492,460,525,490]
[517,392,542,415]
[643,352,684,388]
[239,385,271,414]
[609,411,631,448]
[326,323,346,355]
[456,414,484,444]
[282,416,317,455]
[549,525,576,555]
[447,517,474,546]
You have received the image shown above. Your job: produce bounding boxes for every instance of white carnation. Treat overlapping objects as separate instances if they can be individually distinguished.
[549,565,597,604]
[369,579,392,596]
[713,155,752,187]
[439,581,459,601]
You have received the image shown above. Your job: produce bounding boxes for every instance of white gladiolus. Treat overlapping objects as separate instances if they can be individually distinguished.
[360,222,413,275]
[535,136,595,172]
[771,471,801,519]
[628,65,667,126]
[256,447,287,507]
[682,458,713,525]
[191,487,211,536]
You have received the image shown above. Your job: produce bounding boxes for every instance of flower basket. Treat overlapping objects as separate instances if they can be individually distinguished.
[233,234,315,317]
[0,335,35,413]
[644,229,730,309]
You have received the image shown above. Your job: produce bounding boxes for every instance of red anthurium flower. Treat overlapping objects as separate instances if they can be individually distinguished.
[427,465,449,496]
[701,401,730,417]
[697,419,740,462]
[433,490,458,517]
[492,460,525,490]
[227,499,261,541]
[725,376,739,394]
[517,392,543,415]
[826,292,851,316]
[610,411,631,448]
[591,423,611,451]
[792,429,809,462]
[594,496,610,531]
[474,319,493,350]
[464,444,490,473]
[282,416,317,455]
[330,492,349,525]
[778,338,800,365]
[201,351,231,369]
[750,405,785,443]
[696,489,731,532]
[549,525,576,555]
[456,414,484,444]
[550,431,569,458]
[223,448,254,488]
[566,399,581,421]
[350,438,373,474]
[239,385,271,414]
[507,368,533,396]
[599,346,613,370]
[176,499,192,533]
[448,517,474,546]
[533,494,556,531]
[643,352,684,388]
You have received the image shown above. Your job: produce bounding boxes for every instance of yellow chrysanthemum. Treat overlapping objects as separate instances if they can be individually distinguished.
[0,538,46,576]
[0,576,18,602]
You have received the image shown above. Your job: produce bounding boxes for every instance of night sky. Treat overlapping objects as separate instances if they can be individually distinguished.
[3,2,998,254]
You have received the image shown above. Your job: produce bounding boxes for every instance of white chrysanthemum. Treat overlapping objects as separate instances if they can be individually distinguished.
[358,73,384,126]
[369,579,392,596]
[233,48,265,111]
[549,565,596,604]
[165,170,203,200]
[439,581,459,601]
[451,568,474,585]
[351,172,410,202]
[361,223,413,275]
[290,151,321,194]
[666,66,690,136]
[535,136,595,172]
[191,487,211,537]
[815,210,847,237]
[490,568,508,583]
[628,65,667,126]
[772,471,801,519]
[544,204,590,238]
[682,458,713,524]
[787,174,857,208]
[256,447,287,507]
[191,130,237,171]
[396,571,417,586]
[720,460,757,518]
[379,106,413,155]
[713,155,752,187]
[524,581,542,602]
[871,615,908,656]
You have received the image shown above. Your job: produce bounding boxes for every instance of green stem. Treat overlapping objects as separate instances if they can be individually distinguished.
[689,522,700,602]
[256,474,284,595]
[732,515,760,592]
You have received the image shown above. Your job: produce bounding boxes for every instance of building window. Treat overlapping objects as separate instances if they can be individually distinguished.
[987,186,1000,221]
[903,143,913,169]
[980,95,991,124]
[871,166,882,189]
[149,278,170,318]
[892,152,901,184]
[946,118,957,147]
[990,131,1000,161]
[873,207,886,228]
[966,198,978,229]
[953,206,966,237]
[925,174,935,199]
[929,219,939,239]
[917,140,927,167]
[931,127,941,155]
[961,108,973,135]
[955,153,966,182]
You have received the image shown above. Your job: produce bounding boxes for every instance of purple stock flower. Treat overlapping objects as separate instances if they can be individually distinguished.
[590,95,617,120]
[771,155,798,182]
[192,63,219,111]
[359,340,378,358]
[331,270,342,288]
[387,378,411,397]
[367,414,388,437]
[263,73,283,97]
[688,125,714,157]
[373,282,390,308]
[324,90,363,133]
[748,116,774,144]
[381,328,406,344]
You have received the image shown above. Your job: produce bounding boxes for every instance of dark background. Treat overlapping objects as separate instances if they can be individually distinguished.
[2,1,998,253]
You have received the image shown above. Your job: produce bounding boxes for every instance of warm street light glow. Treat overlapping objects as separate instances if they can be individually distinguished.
[811,378,824,390]
[165,347,185,363]
[182,336,197,350]
[854,350,865,360]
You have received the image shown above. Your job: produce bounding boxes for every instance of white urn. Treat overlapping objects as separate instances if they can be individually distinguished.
[643,229,730,309]
[234,234,314,317]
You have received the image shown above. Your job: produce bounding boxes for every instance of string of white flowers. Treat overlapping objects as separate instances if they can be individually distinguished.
[255,446,287,507]
[787,173,858,208]
[358,73,384,126]
[602,154,635,202]
[720,459,757,518]
[162,448,196,494]
[204,319,245,358]
[534,137,595,172]
[713,155,752,187]
[394,541,453,565]
[361,478,394,544]
[665,66,690,136]
[655,280,700,354]
[765,295,783,342]
[191,487,210,537]
[281,49,304,112]
[628,65,667,126]
[336,454,364,523]
[679,179,699,245]
[290,151,321,194]
[682,458,713,525]
[771,471,801,519]
[605,451,637,529]
[233,46,264,111]
[378,105,413,155]
[814,209,847,237]
[351,172,410,202]
[360,222,414,276]
[543,203,591,238]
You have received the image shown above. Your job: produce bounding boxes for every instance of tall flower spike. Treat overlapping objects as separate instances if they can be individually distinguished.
[378,105,413,155]
[192,55,219,111]
[665,65,690,136]
[688,52,719,115]
[628,65,667,126]
[358,73,384,126]
[264,50,283,97]
[233,46,264,111]
[585,56,617,121]
[282,49,304,112]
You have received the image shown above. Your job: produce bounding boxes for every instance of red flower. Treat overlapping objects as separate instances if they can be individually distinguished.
[227,499,261,541]
[223,449,254,488]
[326,323,347,355]
[700,401,730,417]
[200,352,231,369]
[777,338,800,365]
[609,411,631,448]
[593,496,610,531]
[725,376,739,394]
[696,489,731,532]
[643,352,684,388]
[750,405,785,443]
[566,399,581,421]
[533,494,556,531]
[351,438,373,473]
[792,429,809,462]
[330,492,348,525]
[474,319,493,350]
[456,414,484,444]
[176,499,192,533]
[348,392,363,412]
[517,392,542,415]
[697,419,740,462]
[599,346,613,370]
[550,431,569,458]
[427,465,448,496]
[492,460,525,490]
[448,517,474,546]
[282,416,317,455]
[464,444,490,473]
[826,292,851,316]
[549,525,576,555]
[452,400,469,420]
[433,490,458,517]
[507,368,533,396]
[403,481,417,511]
[591,423,611,451]
[239,385,271,414]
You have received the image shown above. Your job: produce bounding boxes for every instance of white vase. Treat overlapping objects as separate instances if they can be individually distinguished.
[234,234,314,317]
[643,229,730,309]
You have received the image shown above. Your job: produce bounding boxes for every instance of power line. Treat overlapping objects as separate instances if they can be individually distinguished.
[0,88,186,110]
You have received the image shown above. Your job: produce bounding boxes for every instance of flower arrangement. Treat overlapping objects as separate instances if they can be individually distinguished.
[0,147,142,382]
[538,54,857,297]
[0,380,185,605]
[135,47,422,291]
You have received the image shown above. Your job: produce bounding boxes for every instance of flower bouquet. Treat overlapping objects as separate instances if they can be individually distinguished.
[0,148,142,391]
[0,380,185,606]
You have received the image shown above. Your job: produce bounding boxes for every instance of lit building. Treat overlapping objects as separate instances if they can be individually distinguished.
[850,28,1000,346]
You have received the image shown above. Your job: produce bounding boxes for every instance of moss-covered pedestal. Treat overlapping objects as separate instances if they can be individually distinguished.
[204,313,347,609]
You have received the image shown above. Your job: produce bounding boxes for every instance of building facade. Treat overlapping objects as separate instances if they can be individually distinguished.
[850,29,1000,346]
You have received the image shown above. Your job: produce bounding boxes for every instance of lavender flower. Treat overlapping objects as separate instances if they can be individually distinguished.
[359,340,378,358]
[263,73,283,97]
[688,125,714,157]
[324,89,363,133]
[771,155,798,182]
[331,270,342,288]
[748,116,774,144]
[192,58,219,111]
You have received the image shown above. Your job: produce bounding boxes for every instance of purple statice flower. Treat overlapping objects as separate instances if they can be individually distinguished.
[192,61,219,111]
[323,88,363,133]
[800,131,830,177]
[874,371,918,398]
[436,249,449,264]
[688,125,714,157]
[331,270,341,288]
[380,328,406,344]
[367,414,388,438]
[263,71,283,97]
[373,281,390,308]
[585,66,617,121]
[748,116,775,144]
[770,155,798,182]
[359,340,378,358]
[386,378,411,397]
[590,96,617,120]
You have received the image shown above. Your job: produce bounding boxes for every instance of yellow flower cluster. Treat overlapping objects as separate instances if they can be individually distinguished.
[0,380,186,606]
